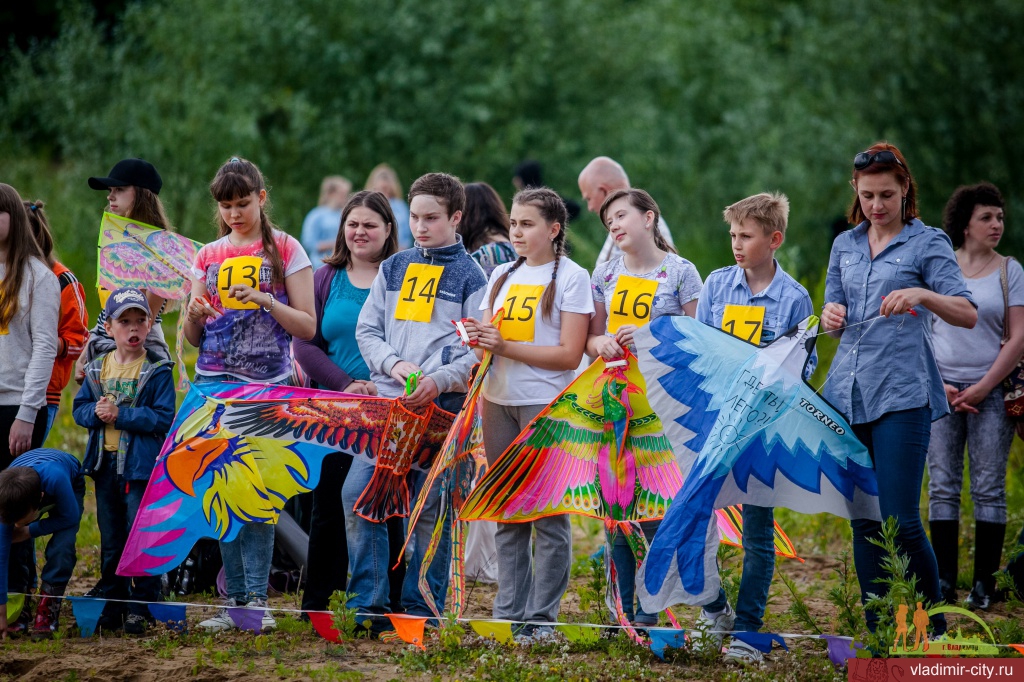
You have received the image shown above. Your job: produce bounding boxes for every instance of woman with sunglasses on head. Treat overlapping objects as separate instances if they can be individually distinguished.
[927,183,1024,611]
[820,143,977,635]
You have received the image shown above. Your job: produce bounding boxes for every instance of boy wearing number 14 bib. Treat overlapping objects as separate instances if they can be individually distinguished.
[587,188,703,630]
[354,173,488,620]
[693,192,814,665]
[462,188,594,644]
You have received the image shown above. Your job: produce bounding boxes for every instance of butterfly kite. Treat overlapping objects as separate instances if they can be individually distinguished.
[118,381,453,577]
[634,315,880,614]
[97,212,204,386]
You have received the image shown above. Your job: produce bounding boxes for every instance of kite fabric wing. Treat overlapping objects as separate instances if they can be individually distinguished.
[634,315,880,613]
[97,212,204,387]
[117,382,449,577]
[97,212,201,301]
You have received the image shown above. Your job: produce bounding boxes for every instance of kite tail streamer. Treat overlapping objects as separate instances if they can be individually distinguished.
[354,467,410,522]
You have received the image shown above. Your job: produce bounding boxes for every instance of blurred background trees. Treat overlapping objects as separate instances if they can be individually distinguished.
[2,0,1022,306]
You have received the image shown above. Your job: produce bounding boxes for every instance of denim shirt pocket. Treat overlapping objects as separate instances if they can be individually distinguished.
[839,251,869,290]
[877,252,922,294]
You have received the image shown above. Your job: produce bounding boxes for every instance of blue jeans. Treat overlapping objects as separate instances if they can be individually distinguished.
[43,404,59,443]
[93,463,162,614]
[851,407,945,632]
[611,521,659,625]
[220,522,275,603]
[8,474,84,595]
[342,458,453,617]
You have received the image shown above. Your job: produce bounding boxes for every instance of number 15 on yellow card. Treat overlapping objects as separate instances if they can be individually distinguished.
[395,263,444,322]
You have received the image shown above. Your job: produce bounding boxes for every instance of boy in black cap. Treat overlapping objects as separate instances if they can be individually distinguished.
[0,448,84,638]
[73,287,175,634]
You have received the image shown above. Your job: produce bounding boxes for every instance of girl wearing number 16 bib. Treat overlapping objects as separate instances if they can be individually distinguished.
[184,158,316,632]
[463,188,594,642]
[586,188,702,628]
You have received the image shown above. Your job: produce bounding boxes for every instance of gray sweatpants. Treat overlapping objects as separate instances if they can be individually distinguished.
[927,383,1014,524]
[481,399,572,624]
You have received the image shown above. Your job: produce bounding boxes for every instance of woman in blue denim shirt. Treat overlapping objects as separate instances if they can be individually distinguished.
[820,143,977,634]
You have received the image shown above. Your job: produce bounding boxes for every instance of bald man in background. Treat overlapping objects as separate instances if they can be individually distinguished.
[578,156,675,265]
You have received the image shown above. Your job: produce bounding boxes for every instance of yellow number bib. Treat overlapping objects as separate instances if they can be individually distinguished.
[501,284,545,342]
[97,287,111,308]
[607,275,658,333]
[722,304,765,344]
[395,263,444,322]
[217,256,263,310]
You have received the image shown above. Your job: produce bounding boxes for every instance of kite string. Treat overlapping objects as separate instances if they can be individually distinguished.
[812,314,892,395]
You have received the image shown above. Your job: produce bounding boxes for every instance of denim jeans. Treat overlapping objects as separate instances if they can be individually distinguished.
[7,474,84,595]
[611,521,659,625]
[927,383,1013,524]
[93,463,162,614]
[734,504,775,631]
[851,407,945,632]
[220,522,275,603]
[343,459,453,617]
[43,404,59,443]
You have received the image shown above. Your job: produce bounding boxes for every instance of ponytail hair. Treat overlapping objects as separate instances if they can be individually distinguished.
[23,200,55,268]
[0,184,45,330]
[599,188,676,254]
[210,157,285,285]
[489,187,569,321]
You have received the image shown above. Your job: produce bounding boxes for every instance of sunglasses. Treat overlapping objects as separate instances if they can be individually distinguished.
[853,150,905,171]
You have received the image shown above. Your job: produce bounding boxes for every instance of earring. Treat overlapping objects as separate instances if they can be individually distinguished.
[901,196,907,223]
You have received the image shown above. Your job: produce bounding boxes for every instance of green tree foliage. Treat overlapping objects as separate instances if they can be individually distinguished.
[2,0,1022,301]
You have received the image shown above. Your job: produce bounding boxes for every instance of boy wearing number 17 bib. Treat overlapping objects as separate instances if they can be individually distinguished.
[693,192,814,664]
[587,188,703,629]
[463,188,594,644]
[354,173,488,621]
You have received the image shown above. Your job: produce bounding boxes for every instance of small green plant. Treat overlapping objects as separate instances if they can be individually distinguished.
[861,518,925,655]
[717,543,741,606]
[575,555,607,624]
[826,550,863,637]
[328,590,367,640]
[780,569,822,634]
[438,612,465,650]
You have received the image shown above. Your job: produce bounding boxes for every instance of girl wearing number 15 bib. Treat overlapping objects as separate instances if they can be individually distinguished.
[586,188,702,628]
[463,188,594,637]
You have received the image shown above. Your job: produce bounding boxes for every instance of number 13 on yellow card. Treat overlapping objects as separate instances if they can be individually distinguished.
[607,275,658,333]
[722,304,765,344]
[395,263,444,322]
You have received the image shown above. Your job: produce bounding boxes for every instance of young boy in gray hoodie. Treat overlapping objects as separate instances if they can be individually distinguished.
[354,172,487,621]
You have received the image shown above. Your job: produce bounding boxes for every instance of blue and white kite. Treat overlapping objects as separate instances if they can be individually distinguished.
[635,315,880,612]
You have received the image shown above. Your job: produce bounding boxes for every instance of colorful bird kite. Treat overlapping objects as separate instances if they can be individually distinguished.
[459,353,683,637]
[117,381,453,577]
[97,212,204,385]
[634,315,880,613]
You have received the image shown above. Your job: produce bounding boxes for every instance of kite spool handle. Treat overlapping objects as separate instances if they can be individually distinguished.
[604,359,628,369]
[405,370,423,395]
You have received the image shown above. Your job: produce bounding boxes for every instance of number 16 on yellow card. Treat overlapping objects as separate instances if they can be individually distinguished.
[607,275,659,333]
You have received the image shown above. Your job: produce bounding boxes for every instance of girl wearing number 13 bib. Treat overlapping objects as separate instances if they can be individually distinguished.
[463,188,593,636]
[184,158,315,631]
[587,188,702,627]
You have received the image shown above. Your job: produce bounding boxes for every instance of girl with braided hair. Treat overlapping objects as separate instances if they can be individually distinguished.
[463,187,594,643]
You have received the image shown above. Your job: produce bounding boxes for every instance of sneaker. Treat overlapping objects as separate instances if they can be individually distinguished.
[724,638,764,665]
[199,601,238,632]
[514,624,556,645]
[124,613,152,635]
[690,603,735,654]
[245,600,277,633]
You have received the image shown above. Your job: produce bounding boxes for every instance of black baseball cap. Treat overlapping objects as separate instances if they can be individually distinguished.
[88,158,163,195]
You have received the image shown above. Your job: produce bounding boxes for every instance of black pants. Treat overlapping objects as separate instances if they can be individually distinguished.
[0,405,50,595]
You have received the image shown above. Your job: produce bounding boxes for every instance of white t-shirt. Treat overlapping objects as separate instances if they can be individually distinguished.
[932,256,1024,384]
[481,256,595,406]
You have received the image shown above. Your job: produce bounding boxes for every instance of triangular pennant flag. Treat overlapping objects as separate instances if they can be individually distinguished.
[228,605,266,633]
[148,603,187,631]
[68,597,106,637]
[732,631,788,653]
[648,628,687,660]
[470,619,514,644]
[386,614,427,650]
[821,634,862,668]
[308,611,344,643]
[5,593,25,623]
[1009,644,1024,656]
[555,624,602,644]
